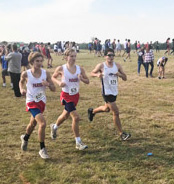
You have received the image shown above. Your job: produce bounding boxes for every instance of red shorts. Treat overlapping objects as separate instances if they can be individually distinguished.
[26,101,45,113]
[60,91,79,106]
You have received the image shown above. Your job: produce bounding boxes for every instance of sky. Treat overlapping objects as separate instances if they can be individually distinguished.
[0,0,174,44]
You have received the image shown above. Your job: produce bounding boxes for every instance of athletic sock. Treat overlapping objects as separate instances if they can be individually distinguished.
[24,134,30,141]
[75,137,81,144]
[53,124,58,130]
[40,142,45,150]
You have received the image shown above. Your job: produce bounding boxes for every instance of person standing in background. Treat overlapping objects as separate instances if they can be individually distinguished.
[5,44,22,97]
[124,39,131,62]
[170,39,174,55]
[116,40,122,56]
[164,38,170,55]
[122,39,127,57]
[137,47,145,76]
[155,41,160,53]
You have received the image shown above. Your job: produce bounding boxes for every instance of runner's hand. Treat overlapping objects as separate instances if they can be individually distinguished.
[21,89,26,96]
[42,80,50,87]
[59,82,66,87]
[98,73,103,78]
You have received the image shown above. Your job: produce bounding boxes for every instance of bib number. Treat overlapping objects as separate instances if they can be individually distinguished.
[69,87,78,95]
[33,91,45,102]
[109,79,117,85]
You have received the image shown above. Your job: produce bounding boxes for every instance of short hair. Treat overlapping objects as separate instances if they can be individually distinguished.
[104,48,114,56]
[12,44,17,51]
[28,52,44,65]
[64,48,76,56]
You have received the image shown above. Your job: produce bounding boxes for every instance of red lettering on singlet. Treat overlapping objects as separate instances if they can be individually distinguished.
[33,83,43,87]
[69,78,78,82]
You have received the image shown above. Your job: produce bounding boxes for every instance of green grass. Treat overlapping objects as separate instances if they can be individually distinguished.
[0,50,174,184]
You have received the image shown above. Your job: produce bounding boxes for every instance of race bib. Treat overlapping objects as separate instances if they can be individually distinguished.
[109,79,117,85]
[33,91,46,102]
[69,86,79,95]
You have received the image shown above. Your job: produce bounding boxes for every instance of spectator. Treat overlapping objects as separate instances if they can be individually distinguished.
[21,47,30,71]
[164,38,170,55]
[5,44,22,97]
[137,47,145,75]
[144,45,153,78]
[170,39,174,55]
[157,57,168,79]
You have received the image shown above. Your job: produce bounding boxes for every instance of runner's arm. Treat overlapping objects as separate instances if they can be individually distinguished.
[79,67,89,84]
[51,66,66,87]
[45,71,56,92]
[91,63,103,78]
[116,63,127,81]
[19,71,27,95]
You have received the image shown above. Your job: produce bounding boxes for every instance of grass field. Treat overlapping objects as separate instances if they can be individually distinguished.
[0,50,174,184]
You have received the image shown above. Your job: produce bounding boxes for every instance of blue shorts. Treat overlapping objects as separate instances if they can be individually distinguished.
[29,108,41,118]
[62,99,76,113]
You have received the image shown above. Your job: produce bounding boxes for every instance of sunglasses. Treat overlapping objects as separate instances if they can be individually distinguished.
[107,54,115,57]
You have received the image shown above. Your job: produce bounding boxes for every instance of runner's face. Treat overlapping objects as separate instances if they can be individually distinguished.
[67,52,76,64]
[106,52,115,63]
[33,56,43,68]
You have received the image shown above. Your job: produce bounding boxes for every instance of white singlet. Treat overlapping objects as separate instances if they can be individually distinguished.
[62,64,81,95]
[102,62,118,96]
[26,69,47,103]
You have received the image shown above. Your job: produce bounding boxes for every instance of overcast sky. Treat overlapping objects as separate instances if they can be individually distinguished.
[0,0,173,44]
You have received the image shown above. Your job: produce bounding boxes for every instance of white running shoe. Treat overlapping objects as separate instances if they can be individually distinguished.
[50,124,57,139]
[2,83,6,87]
[20,135,28,151]
[76,141,88,150]
[39,148,49,159]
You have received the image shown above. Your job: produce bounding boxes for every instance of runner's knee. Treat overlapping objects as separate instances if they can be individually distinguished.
[104,107,110,112]
[39,121,46,129]
[63,113,69,120]
[72,114,80,122]
[113,109,119,116]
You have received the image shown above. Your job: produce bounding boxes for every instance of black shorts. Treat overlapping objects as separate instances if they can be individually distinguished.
[102,95,117,103]
[2,69,9,77]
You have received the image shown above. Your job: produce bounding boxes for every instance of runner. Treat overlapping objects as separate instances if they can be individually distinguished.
[50,48,89,150]
[88,48,131,141]
[19,52,55,159]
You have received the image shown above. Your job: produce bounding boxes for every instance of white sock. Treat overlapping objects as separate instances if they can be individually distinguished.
[53,124,58,130]
[75,137,81,144]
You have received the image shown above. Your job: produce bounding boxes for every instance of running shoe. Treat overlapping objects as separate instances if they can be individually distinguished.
[20,135,28,151]
[120,132,131,141]
[39,148,49,159]
[88,108,94,121]
[50,124,57,139]
[2,83,6,87]
[76,141,88,150]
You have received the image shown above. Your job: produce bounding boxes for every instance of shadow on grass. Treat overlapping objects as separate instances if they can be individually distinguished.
[44,136,174,169]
